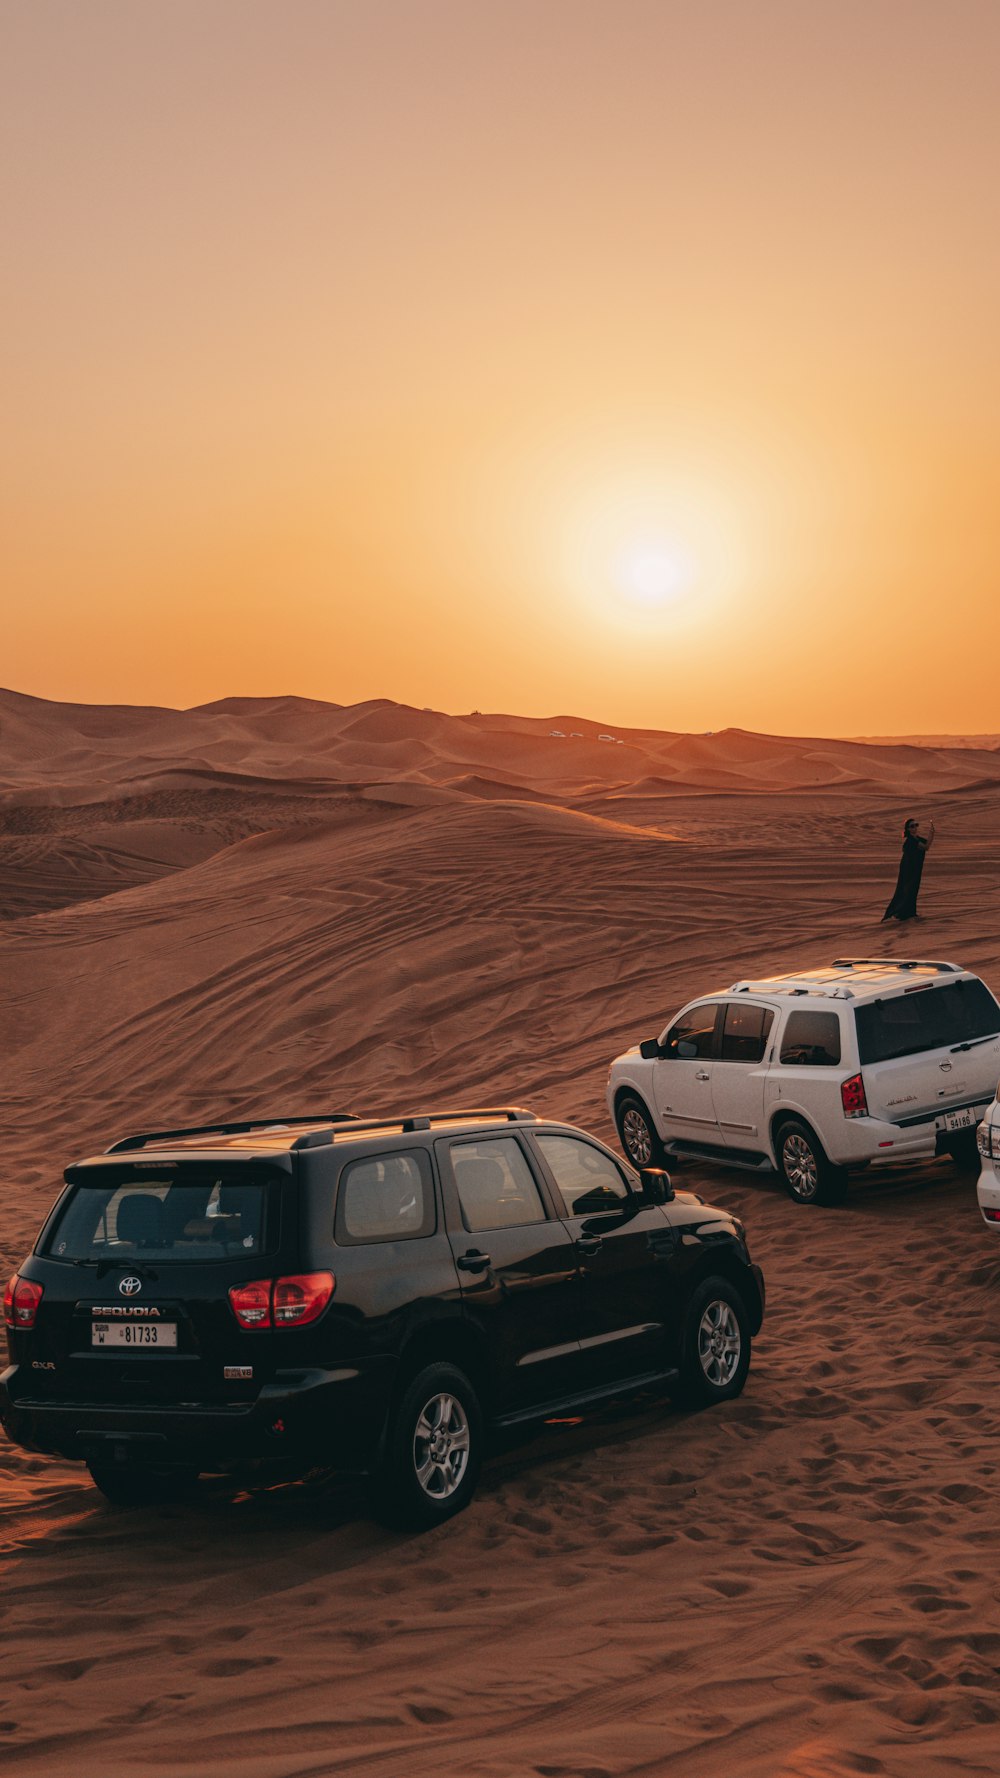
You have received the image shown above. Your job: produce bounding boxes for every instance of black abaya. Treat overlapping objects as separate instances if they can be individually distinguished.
[882,833,927,921]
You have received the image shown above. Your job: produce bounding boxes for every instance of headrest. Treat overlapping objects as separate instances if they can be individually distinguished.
[116,1193,164,1247]
[453,1156,506,1195]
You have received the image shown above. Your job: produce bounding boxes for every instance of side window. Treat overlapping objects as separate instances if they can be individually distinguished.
[662,1003,720,1060]
[450,1138,546,1233]
[720,1003,775,1064]
[779,1011,842,1067]
[336,1149,436,1244]
[535,1134,631,1218]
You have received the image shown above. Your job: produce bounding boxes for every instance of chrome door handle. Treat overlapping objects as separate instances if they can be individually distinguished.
[695,1070,710,1081]
[575,1234,604,1254]
[457,1250,491,1274]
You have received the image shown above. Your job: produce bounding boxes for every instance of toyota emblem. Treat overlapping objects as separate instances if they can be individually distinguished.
[118,1275,143,1297]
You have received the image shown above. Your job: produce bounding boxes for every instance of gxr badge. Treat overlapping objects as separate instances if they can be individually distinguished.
[118,1275,142,1297]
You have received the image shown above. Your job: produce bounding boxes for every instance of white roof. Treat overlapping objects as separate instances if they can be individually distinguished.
[728,959,968,1002]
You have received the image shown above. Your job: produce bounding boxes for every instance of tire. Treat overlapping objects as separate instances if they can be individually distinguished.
[674,1276,752,1409]
[86,1462,198,1507]
[946,1130,980,1172]
[774,1117,848,1206]
[374,1362,483,1531]
[615,1093,666,1170]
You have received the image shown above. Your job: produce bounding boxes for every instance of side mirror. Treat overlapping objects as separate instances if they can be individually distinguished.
[639,1038,662,1059]
[640,1166,674,1204]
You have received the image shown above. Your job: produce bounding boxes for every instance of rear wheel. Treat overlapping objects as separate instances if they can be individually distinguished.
[674,1276,751,1408]
[374,1362,483,1531]
[615,1093,666,1170]
[775,1117,848,1206]
[946,1130,980,1172]
[86,1462,198,1507]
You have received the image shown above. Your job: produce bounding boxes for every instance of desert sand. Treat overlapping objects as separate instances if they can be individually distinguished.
[3,686,1000,1778]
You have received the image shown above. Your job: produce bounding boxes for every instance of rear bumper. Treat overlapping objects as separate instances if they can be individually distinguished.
[824,1103,991,1168]
[0,1359,394,1475]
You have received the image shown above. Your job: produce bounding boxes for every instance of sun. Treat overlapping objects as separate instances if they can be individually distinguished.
[614,542,694,612]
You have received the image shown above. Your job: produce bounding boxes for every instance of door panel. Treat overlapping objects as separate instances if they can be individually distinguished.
[650,1001,724,1145]
[531,1133,673,1385]
[713,1002,774,1152]
[437,1134,583,1413]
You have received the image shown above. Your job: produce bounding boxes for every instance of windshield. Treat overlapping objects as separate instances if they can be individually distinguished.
[855,980,1000,1065]
[44,1172,275,1263]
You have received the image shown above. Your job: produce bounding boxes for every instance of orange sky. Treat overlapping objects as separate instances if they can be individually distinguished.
[3,0,999,735]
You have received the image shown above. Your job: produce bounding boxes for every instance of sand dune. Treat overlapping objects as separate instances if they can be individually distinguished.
[3,691,1000,1775]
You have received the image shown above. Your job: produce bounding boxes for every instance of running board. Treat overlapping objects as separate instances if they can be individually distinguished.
[494,1366,679,1431]
[667,1140,774,1173]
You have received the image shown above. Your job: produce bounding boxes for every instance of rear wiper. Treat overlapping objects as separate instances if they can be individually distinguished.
[951,1031,1000,1053]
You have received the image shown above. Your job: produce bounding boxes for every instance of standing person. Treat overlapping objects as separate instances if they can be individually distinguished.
[882,818,935,922]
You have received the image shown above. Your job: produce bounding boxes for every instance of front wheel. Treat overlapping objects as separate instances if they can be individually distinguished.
[775,1117,848,1206]
[374,1362,483,1531]
[615,1093,666,1170]
[674,1277,751,1408]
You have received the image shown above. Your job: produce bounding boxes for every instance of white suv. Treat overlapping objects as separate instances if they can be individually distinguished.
[607,959,1000,1206]
[976,1098,1000,1227]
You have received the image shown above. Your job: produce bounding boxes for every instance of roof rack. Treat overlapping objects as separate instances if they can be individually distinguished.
[303,1106,539,1143]
[106,1107,538,1156]
[106,1114,360,1154]
[830,958,963,974]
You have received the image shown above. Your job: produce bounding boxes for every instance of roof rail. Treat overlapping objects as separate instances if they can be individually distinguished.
[106,1114,360,1154]
[298,1106,539,1143]
[830,958,962,974]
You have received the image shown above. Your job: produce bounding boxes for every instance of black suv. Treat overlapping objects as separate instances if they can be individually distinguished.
[1,1107,765,1528]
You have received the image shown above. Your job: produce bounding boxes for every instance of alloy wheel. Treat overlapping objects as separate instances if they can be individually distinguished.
[622,1106,652,1165]
[412,1392,471,1501]
[783,1132,819,1201]
[697,1299,742,1387]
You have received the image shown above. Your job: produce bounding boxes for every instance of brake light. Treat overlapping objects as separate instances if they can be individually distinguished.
[4,1274,44,1330]
[841,1072,869,1119]
[984,1209,1000,1223]
[273,1273,335,1327]
[228,1273,335,1330]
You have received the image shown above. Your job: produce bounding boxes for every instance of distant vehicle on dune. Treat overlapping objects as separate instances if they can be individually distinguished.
[608,959,1000,1207]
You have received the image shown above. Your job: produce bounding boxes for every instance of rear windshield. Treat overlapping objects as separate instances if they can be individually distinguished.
[855,980,1000,1065]
[44,1173,275,1262]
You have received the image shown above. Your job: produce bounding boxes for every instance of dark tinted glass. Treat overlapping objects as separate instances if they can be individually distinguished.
[45,1174,272,1261]
[451,1137,546,1232]
[663,1003,720,1059]
[855,980,1000,1064]
[779,1011,842,1067]
[336,1149,435,1244]
[720,1003,775,1064]
[536,1134,631,1217]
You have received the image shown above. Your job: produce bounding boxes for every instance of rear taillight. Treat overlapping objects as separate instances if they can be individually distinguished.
[228,1280,273,1329]
[841,1072,869,1119]
[228,1273,335,1330]
[273,1273,335,1326]
[4,1274,44,1330]
[983,1208,1000,1223]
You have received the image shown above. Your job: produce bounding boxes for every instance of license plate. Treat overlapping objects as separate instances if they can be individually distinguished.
[91,1322,178,1349]
[943,1107,976,1133]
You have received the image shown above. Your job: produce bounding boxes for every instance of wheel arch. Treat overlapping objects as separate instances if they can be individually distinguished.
[394,1318,493,1416]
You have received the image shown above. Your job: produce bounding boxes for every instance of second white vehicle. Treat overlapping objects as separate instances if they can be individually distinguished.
[608,958,1000,1206]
